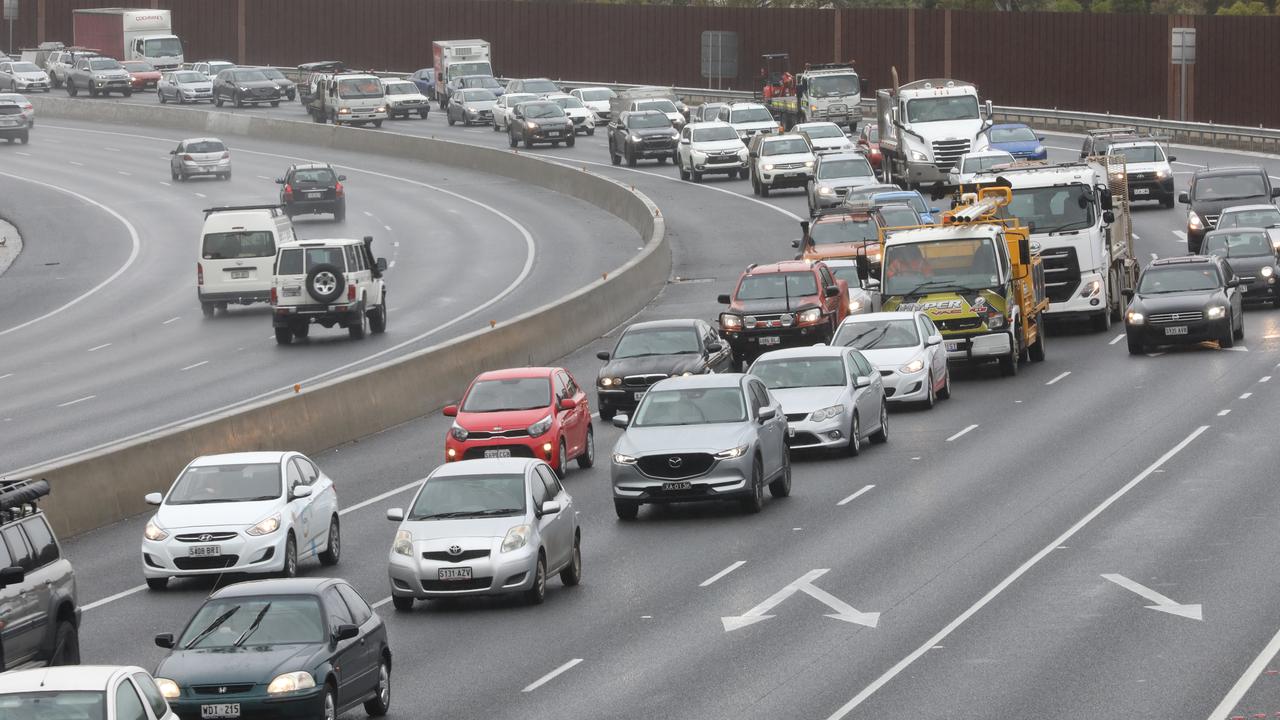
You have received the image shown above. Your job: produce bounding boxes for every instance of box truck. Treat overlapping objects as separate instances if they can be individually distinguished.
[72,8,183,70]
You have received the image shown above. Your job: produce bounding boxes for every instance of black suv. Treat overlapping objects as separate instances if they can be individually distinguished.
[1122,255,1247,354]
[213,67,282,108]
[277,163,347,221]
[507,99,575,148]
[594,319,733,421]
[608,110,678,167]
[1179,167,1279,253]
[0,479,81,670]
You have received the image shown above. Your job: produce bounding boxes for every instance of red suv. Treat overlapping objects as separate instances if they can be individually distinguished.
[717,260,850,369]
[443,367,595,477]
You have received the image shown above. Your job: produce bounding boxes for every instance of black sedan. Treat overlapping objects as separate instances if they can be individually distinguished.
[278,163,347,221]
[1202,228,1280,307]
[507,100,576,149]
[595,319,733,420]
[1124,255,1247,354]
[154,578,390,720]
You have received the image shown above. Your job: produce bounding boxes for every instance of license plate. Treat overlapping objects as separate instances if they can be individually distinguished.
[634,391,646,401]
[787,425,796,437]
[282,287,301,297]
[229,270,249,279]
[759,336,781,346]
[483,449,512,459]
[201,704,240,719]
[946,342,962,352]
[1134,188,1150,195]
[306,192,323,199]
[549,131,561,137]
[189,545,221,557]
[438,567,472,580]
[662,481,692,491]
[1165,326,1188,335]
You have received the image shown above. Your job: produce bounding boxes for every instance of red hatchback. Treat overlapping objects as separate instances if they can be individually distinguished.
[443,367,595,477]
[121,60,162,90]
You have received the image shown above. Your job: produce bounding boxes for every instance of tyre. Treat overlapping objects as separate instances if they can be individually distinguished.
[292,324,309,339]
[1000,331,1020,376]
[923,372,936,409]
[392,595,414,612]
[67,80,77,97]
[576,425,595,469]
[317,516,340,566]
[740,456,765,514]
[692,170,702,183]
[49,620,81,666]
[656,155,666,164]
[1028,323,1047,362]
[322,685,337,720]
[146,577,169,591]
[509,131,518,148]
[1161,195,1175,209]
[870,402,889,444]
[524,554,547,605]
[610,147,620,165]
[1234,313,1244,340]
[419,109,429,119]
[363,661,391,717]
[586,126,595,136]
[333,202,346,222]
[159,90,167,104]
[214,95,223,107]
[270,100,279,107]
[1127,334,1145,355]
[760,181,771,198]
[626,149,637,167]
[599,406,615,422]
[201,302,216,318]
[524,137,534,149]
[554,439,568,478]
[18,134,27,145]
[560,535,582,586]
[123,89,132,98]
[678,159,689,181]
[768,452,792,498]
[1091,309,1112,332]
[847,413,862,457]
[373,120,383,128]
[234,93,243,108]
[566,135,575,148]
[274,327,293,345]
[938,369,952,400]
[279,534,298,578]
[751,174,761,196]
[614,499,639,520]
[349,304,368,340]
[448,113,456,126]
[369,302,387,334]
[306,263,345,304]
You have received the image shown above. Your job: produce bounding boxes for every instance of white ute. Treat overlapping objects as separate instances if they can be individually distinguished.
[676,121,749,182]
[271,237,389,344]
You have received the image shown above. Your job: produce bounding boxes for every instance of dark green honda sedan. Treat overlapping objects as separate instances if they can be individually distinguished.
[153,578,391,720]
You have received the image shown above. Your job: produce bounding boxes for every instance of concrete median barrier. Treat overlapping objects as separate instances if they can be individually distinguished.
[23,96,668,537]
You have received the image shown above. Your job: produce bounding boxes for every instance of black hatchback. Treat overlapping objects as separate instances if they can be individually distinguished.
[153,578,390,720]
[1123,255,1248,354]
[278,163,347,221]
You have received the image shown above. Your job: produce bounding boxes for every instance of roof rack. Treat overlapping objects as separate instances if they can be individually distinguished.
[806,62,855,72]
[203,204,285,217]
[0,478,50,520]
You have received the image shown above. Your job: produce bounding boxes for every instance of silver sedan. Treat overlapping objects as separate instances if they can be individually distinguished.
[0,61,50,92]
[157,70,214,104]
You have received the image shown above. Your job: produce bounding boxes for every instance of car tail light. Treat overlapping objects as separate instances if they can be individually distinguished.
[197,263,203,286]
[335,182,344,198]
[182,154,194,161]
[283,183,293,200]
[221,152,229,159]
[347,284,356,301]
[270,287,277,304]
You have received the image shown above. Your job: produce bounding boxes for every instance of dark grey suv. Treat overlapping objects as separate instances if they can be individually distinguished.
[213,68,282,108]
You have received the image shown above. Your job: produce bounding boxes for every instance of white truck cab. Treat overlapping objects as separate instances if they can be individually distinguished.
[877,77,991,187]
[308,72,388,127]
[198,204,298,317]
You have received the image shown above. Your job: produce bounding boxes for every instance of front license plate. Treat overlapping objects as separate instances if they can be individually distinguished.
[229,270,249,279]
[549,131,561,137]
[1134,187,1150,196]
[189,545,221,557]
[946,342,962,352]
[787,425,796,437]
[759,336,781,346]
[306,192,323,199]
[662,481,692,491]
[1165,326,1188,335]
[634,391,646,401]
[201,704,240,719]
[438,567,472,580]
[483,449,512,459]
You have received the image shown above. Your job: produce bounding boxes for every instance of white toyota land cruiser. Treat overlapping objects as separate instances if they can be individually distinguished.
[271,236,388,344]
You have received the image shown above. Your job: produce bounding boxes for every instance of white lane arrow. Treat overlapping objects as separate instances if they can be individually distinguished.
[1102,573,1203,621]
[721,569,880,632]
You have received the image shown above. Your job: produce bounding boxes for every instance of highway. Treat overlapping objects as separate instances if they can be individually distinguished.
[18,94,1280,719]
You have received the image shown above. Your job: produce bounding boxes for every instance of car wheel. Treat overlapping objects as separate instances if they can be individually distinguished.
[373,119,383,128]
[560,534,582,586]
[214,95,223,107]
[768,452,792,498]
[508,130,518,148]
[524,136,534,149]
[760,181,771,198]
[524,553,547,605]
[847,413,862,457]
[322,685,337,720]
[363,660,391,717]
[870,402,889,444]
[1127,334,1145,355]
[576,425,595,469]
[201,302,216,318]
[924,372,936,409]
[270,100,279,107]
[751,174,761,196]
[333,201,346,222]
[599,406,615,422]
[566,135,576,148]
[1161,195,1175,209]
[279,533,298,578]
[369,301,387,334]
[49,621,81,666]
[146,577,169,591]
[626,149,637,167]
[1092,308,1112,332]
[614,499,639,520]
[586,126,595,136]
[448,113,455,126]
[318,516,340,566]
[234,92,243,108]
[692,170,702,183]
[656,155,667,165]
[419,109,428,119]
[938,368,952,400]
[292,324,309,339]
[741,456,765,514]
[159,89,166,103]
[678,157,689,181]
[349,303,368,340]
[610,147,620,166]
[555,438,568,478]
[1234,313,1245,340]
[66,79,77,96]
[392,595,414,612]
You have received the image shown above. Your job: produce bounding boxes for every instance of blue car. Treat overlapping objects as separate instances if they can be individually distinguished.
[409,67,436,98]
[983,123,1047,161]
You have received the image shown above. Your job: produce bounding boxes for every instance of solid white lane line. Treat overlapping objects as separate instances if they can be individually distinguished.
[522,659,583,693]
[82,584,147,611]
[0,373,13,381]
[87,343,111,352]
[340,478,423,516]
[1218,409,1231,416]
[1109,333,1125,345]
[1206,622,1280,720]
[825,425,1210,720]
[946,424,979,442]
[15,151,30,157]
[1045,371,1071,386]
[837,484,876,507]
[162,316,181,325]
[180,360,209,371]
[1240,392,1252,400]
[56,395,96,408]
[699,561,746,588]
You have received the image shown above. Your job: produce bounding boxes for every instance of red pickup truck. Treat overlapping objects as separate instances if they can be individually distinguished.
[717,260,850,369]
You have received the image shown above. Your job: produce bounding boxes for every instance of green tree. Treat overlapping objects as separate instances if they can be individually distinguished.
[1216,0,1269,12]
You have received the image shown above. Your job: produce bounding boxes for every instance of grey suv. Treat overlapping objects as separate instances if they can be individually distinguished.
[0,479,80,670]
[610,374,790,519]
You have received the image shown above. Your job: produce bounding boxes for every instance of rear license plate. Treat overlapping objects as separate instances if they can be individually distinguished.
[201,704,240,719]
[946,342,962,352]
[229,270,249,279]
[759,336,781,346]
[483,449,512,459]
[662,481,692,491]
[1165,326,1188,335]
[189,545,221,557]
[634,391,646,401]
[306,192,323,199]
[438,567,472,580]
[282,287,301,297]
[1134,187,1150,196]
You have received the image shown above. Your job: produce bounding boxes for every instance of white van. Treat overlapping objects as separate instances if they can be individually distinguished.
[198,204,298,317]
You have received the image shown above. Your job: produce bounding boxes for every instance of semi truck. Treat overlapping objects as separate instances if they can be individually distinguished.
[432,39,492,101]
[877,69,992,190]
[759,53,862,130]
[72,8,183,70]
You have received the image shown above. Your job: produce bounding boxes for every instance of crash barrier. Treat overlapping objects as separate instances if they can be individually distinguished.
[20,95,668,537]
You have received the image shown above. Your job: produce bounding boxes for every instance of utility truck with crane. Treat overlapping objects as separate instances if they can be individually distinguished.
[877,70,992,190]
[759,53,863,131]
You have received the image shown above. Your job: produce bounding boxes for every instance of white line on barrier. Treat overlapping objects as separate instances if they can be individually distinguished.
[15,151,30,157]
[69,160,83,166]
[117,171,130,176]
[700,561,746,587]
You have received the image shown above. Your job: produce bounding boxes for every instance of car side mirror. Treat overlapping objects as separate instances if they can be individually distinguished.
[1037,136,1046,142]
[290,484,313,500]
[707,342,723,353]
[540,500,561,516]
[559,397,578,411]
[154,633,175,649]
[1271,188,1280,198]
[1121,288,1134,298]
[169,149,177,155]
[1178,191,1190,204]
[825,286,840,298]
[386,507,404,522]
[1103,210,1115,224]
[332,624,359,643]
[717,293,732,305]
[612,414,630,429]
[791,239,800,249]
[0,565,24,589]
[596,350,611,361]
[1168,156,1177,162]
[926,334,942,346]
[758,407,777,423]
[1239,275,1257,285]
[275,177,285,184]
[376,258,388,272]
[338,175,347,182]
[855,376,872,388]
[442,404,458,417]
[144,492,163,506]
[1226,277,1240,288]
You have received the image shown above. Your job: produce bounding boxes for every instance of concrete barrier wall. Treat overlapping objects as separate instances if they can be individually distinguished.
[24,97,668,537]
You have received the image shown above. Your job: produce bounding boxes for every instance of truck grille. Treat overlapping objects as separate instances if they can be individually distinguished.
[936,317,984,331]
[744,313,793,329]
[636,453,715,480]
[931,139,971,170]
[1148,311,1203,324]
[1039,246,1082,304]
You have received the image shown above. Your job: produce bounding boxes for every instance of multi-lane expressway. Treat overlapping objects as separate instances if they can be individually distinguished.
[11,93,1280,719]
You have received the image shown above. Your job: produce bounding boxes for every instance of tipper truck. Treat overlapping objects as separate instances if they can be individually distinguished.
[877,69,992,190]
[72,8,183,70]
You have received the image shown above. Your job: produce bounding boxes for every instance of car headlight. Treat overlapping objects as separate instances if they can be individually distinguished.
[449,422,469,441]
[1127,310,1145,324]
[849,298,864,312]
[809,104,818,112]
[156,678,180,700]
[674,371,695,377]
[375,105,387,113]
[910,149,929,161]
[599,376,617,387]
[1156,168,1172,180]
[612,452,637,465]
[337,107,351,114]
[239,87,250,93]
[763,163,775,171]
[526,414,553,437]
[1263,266,1275,278]
[810,404,845,423]
[804,160,815,168]
[797,308,823,324]
[1188,211,1203,232]
[1033,146,1046,156]
[714,444,748,460]
[721,313,743,330]
[501,524,530,553]
[267,671,316,695]
[246,514,281,537]
[1207,305,1227,319]
[144,519,168,542]
[630,134,642,142]
[818,185,835,196]
[392,529,413,557]
[901,357,925,373]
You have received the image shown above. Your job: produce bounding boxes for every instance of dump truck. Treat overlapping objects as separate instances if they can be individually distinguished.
[72,8,183,70]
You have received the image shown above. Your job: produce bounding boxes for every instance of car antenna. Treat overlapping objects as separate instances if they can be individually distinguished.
[784,269,792,312]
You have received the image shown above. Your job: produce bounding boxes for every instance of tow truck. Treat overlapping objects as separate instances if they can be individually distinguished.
[758,53,862,131]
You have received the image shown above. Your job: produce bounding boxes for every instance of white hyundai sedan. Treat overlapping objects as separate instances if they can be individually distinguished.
[141,451,340,590]
[833,311,951,408]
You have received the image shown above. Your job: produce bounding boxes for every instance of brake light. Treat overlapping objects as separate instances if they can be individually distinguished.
[347,284,356,301]
[335,182,344,198]
[270,287,277,304]
[182,154,193,161]
[283,183,292,200]
[197,262,203,286]
[221,152,230,159]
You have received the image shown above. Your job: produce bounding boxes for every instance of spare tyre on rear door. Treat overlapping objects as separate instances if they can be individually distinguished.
[306,263,344,304]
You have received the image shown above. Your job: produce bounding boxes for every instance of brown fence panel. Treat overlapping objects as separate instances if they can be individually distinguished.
[1191,15,1280,127]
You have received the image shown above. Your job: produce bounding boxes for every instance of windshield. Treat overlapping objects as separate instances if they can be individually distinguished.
[863,126,879,142]
[259,68,285,80]
[1138,266,1222,293]
[883,237,1001,295]
[552,96,585,110]
[1111,144,1164,164]
[830,266,864,286]
[633,387,747,426]
[122,61,155,72]
[143,37,183,57]
[522,102,564,119]
[461,89,496,102]
[179,597,324,649]
[628,113,671,129]
[337,77,382,98]
[1005,185,1094,234]
[808,74,860,96]
[763,138,810,156]
[232,70,268,82]
[906,96,980,123]
[11,62,41,73]
[692,126,739,142]
[752,357,847,389]
[185,140,225,154]
[520,79,559,93]
[209,62,233,73]
[962,152,1014,173]
[449,61,492,79]
[203,231,274,260]
[88,59,121,71]
[736,272,818,299]
[503,94,535,107]
[384,82,417,95]
[835,319,920,350]
[878,206,920,227]
[637,99,678,113]
[1220,207,1280,229]
[166,463,281,505]
[172,71,205,83]
[579,89,614,101]
[818,158,873,179]
[462,76,501,89]
[462,377,551,412]
[1203,231,1272,258]
[873,193,928,214]
[1194,174,1267,201]
[292,168,335,184]
[614,328,700,359]
[409,473,526,520]
[803,125,845,139]
[989,126,1037,143]
[731,107,773,124]
[811,217,879,245]
[0,692,106,720]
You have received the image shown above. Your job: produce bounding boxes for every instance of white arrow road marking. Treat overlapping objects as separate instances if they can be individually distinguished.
[721,569,879,632]
[1102,573,1203,621]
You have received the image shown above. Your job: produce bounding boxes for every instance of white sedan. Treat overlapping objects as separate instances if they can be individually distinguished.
[0,666,178,719]
[948,149,1015,186]
[833,311,951,408]
[570,86,616,120]
[141,451,340,589]
[546,93,597,135]
[492,92,538,132]
[795,121,854,152]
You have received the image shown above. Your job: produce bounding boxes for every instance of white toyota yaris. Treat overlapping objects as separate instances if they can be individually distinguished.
[140,451,340,590]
